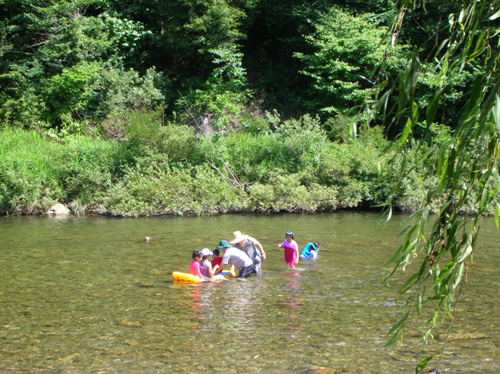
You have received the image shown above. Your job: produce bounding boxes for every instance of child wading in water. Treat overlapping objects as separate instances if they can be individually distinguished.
[300,242,321,259]
[278,231,299,268]
[189,250,206,281]
[200,248,220,278]
[211,249,223,274]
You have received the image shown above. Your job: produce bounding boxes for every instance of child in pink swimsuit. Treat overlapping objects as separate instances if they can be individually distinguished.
[278,231,299,268]
[189,250,206,280]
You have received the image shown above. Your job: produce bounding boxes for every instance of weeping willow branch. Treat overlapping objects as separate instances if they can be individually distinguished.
[380,0,500,371]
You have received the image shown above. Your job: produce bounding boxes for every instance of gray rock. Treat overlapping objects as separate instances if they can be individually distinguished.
[47,203,70,215]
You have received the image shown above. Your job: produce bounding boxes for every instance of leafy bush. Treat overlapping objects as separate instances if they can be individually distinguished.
[206,132,291,183]
[0,128,125,215]
[98,158,244,217]
[202,113,329,184]
[247,170,340,213]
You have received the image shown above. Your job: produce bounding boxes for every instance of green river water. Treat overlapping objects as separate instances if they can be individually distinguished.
[0,212,499,373]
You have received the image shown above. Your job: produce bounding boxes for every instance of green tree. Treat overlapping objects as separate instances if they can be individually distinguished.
[0,0,159,129]
[295,6,410,116]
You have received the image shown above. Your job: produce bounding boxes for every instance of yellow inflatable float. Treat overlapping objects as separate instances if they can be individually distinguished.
[172,270,235,283]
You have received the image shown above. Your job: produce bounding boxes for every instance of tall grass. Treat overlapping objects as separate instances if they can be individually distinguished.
[0,128,125,215]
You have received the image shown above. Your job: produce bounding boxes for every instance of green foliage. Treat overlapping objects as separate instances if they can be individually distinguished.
[99,159,244,217]
[247,171,314,213]
[0,1,155,129]
[109,109,203,165]
[307,126,391,208]
[169,0,253,126]
[42,61,103,127]
[0,129,61,214]
[174,79,252,130]
[202,113,329,182]
[0,128,126,215]
[247,170,339,213]
[380,0,500,371]
[202,132,284,183]
[183,0,248,83]
[95,67,167,122]
[295,6,410,115]
[241,0,325,116]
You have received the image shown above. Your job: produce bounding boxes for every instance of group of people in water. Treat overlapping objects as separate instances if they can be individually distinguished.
[188,230,321,281]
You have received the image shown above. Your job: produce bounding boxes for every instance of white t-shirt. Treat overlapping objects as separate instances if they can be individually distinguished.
[221,247,253,270]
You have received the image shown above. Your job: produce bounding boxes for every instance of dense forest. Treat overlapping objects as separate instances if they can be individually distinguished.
[1,0,489,217]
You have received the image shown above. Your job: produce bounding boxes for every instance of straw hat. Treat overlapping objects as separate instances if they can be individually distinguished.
[230,231,248,244]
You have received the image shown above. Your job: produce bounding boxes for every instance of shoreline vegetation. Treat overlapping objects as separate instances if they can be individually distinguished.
[0,120,486,218]
[1,2,495,220]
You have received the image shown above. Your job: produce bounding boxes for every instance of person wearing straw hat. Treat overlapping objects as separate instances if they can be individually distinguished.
[230,231,266,275]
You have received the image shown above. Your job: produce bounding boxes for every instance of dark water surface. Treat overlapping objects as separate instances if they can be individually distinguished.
[0,212,499,373]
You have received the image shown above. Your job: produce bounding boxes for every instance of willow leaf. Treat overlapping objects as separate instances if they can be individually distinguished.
[490,8,500,20]
[400,272,420,293]
[425,89,442,127]
[492,95,500,132]
[415,355,436,373]
[457,244,472,264]
[398,119,412,148]
[452,262,465,289]
[385,311,409,346]
[468,30,487,61]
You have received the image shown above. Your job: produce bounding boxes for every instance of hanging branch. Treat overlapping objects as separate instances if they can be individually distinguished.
[380,0,500,371]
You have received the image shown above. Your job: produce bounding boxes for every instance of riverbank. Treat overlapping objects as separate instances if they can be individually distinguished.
[0,126,488,217]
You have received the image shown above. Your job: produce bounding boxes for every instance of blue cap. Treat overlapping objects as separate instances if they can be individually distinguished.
[216,240,232,249]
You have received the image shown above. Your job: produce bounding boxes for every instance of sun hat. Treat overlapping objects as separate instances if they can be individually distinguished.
[216,240,232,249]
[230,231,248,244]
[201,248,213,256]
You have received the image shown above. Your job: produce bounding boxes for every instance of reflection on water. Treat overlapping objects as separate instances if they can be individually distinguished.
[0,213,499,373]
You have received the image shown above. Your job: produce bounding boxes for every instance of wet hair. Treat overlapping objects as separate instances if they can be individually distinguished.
[192,250,203,259]
[213,249,220,256]
[286,231,294,239]
[314,242,320,248]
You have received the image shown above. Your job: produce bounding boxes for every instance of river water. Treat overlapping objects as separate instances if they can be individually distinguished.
[0,212,499,373]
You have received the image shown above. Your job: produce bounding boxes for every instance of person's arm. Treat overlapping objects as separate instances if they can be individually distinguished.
[208,261,221,277]
[219,254,230,272]
[250,237,266,260]
[294,242,299,262]
[207,262,215,277]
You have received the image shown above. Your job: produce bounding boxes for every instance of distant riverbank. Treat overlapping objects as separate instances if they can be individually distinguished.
[0,126,487,217]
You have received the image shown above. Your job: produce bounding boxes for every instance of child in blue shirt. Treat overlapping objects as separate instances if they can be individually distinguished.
[300,242,321,259]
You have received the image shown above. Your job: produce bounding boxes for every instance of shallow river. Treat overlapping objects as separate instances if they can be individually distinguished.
[0,212,499,373]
